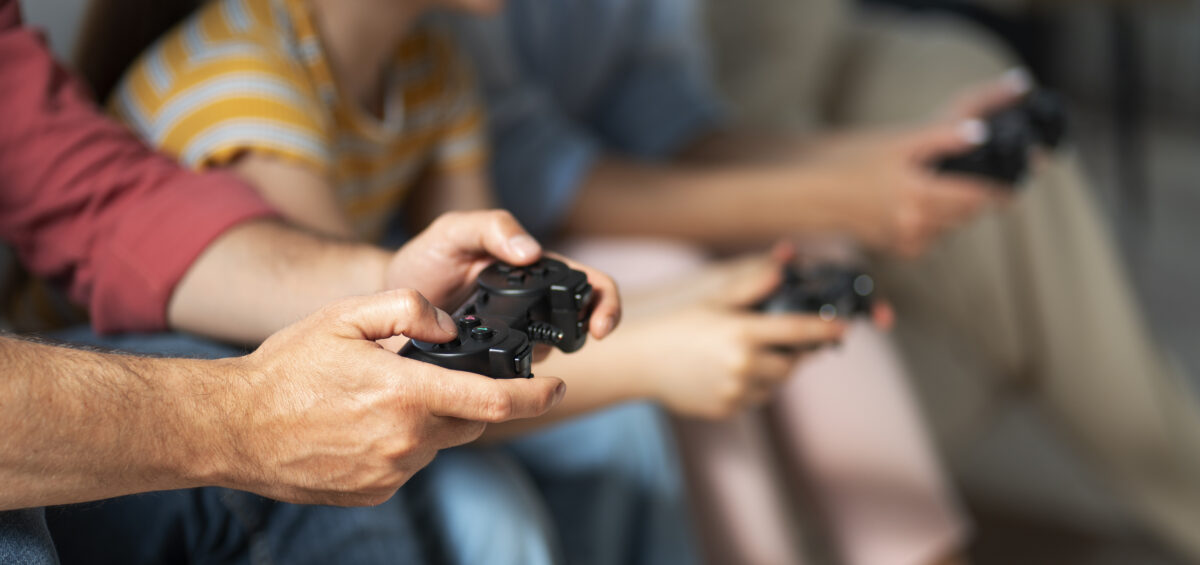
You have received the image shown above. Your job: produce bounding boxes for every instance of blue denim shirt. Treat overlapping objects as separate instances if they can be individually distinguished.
[447,0,725,236]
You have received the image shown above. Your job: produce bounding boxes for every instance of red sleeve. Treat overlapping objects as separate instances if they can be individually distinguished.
[0,0,279,333]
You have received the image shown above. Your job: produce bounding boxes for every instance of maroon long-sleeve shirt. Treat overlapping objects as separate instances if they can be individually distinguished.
[0,0,277,333]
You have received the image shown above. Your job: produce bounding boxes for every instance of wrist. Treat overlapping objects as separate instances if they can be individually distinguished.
[157,356,250,491]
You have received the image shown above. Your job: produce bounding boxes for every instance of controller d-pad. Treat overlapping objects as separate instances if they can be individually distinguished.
[506,271,527,285]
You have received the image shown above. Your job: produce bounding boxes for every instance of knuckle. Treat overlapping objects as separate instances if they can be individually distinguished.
[480,390,515,421]
[486,209,515,225]
[391,289,426,316]
[435,210,465,227]
[386,432,421,460]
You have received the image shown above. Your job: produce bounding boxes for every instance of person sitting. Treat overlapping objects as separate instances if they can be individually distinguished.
[448,0,1200,561]
[0,1,616,562]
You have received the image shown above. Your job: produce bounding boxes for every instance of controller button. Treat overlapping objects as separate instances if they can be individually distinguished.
[530,266,547,276]
[506,272,526,285]
[495,264,513,273]
[459,315,482,329]
[471,326,495,340]
[852,275,874,297]
[574,286,594,310]
[818,304,838,321]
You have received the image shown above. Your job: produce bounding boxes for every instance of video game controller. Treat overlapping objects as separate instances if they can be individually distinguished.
[755,264,875,321]
[399,315,533,379]
[399,258,595,378]
[460,258,594,353]
[935,89,1067,185]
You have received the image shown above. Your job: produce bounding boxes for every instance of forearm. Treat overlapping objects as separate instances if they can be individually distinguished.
[168,220,390,344]
[0,336,233,509]
[562,157,856,246]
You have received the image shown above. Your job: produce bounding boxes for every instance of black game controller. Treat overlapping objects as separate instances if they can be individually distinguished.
[400,315,533,379]
[755,264,875,321]
[399,258,595,378]
[460,258,594,354]
[935,89,1067,185]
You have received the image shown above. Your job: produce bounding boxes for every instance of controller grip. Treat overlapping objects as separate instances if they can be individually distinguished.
[399,317,534,379]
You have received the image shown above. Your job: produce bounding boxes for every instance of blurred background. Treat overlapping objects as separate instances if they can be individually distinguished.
[17,0,1200,562]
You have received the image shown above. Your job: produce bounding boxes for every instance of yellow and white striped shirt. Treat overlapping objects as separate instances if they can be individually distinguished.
[111,0,487,240]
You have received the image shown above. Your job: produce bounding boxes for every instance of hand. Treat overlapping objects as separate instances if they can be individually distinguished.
[811,121,1009,258]
[211,289,566,506]
[943,67,1033,121]
[625,252,846,420]
[384,209,621,339]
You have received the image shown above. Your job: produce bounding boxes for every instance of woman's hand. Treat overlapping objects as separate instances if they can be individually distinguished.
[624,253,846,420]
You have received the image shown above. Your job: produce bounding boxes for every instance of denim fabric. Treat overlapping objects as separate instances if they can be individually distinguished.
[46,488,424,565]
[411,401,700,565]
[445,0,725,236]
[0,508,59,565]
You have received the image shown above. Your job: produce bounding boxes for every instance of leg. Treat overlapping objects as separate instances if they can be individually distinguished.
[407,446,561,565]
[0,508,59,565]
[771,322,968,565]
[673,412,810,565]
[834,15,1200,558]
[504,401,700,565]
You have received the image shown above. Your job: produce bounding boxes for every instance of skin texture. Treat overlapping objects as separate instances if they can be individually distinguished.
[562,76,1030,258]
[0,290,566,510]
[485,248,849,439]
[229,0,500,237]
[167,210,621,346]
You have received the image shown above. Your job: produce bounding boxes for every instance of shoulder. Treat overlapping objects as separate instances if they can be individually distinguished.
[111,0,331,168]
[112,0,324,136]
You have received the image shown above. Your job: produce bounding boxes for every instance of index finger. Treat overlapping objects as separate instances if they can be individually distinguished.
[947,69,1032,119]
[420,366,567,422]
[545,252,622,340]
[736,313,846,347]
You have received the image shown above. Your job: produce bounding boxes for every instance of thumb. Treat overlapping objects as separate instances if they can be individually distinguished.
[327,289,459,343]
[906,119,989,164]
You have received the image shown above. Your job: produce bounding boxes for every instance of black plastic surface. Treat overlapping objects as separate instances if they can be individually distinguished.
[935,90,1067,185]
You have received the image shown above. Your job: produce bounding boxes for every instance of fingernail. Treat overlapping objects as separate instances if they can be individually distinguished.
[507,234,541,261]
[1002,67,1033,94]
[436,309,458,335]
[552,381,567,405]
[959,119,988,145]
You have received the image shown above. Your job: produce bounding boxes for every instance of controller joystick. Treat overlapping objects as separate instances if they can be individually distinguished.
[756,264,875,320]
[465,258,594,353]
[935,89,1067,185]
[399,315,533,379]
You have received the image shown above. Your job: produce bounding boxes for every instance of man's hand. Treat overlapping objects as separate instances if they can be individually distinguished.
[385,209,622,339]
[211,289,566,506]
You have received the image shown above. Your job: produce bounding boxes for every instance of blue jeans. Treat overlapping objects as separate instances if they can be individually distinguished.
[0,508,59,565]
[410,402,700,565]
[25,328,698,564]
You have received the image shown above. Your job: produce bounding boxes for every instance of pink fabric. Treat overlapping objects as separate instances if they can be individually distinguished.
[0,0,278,333]
[557,237,967,565]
